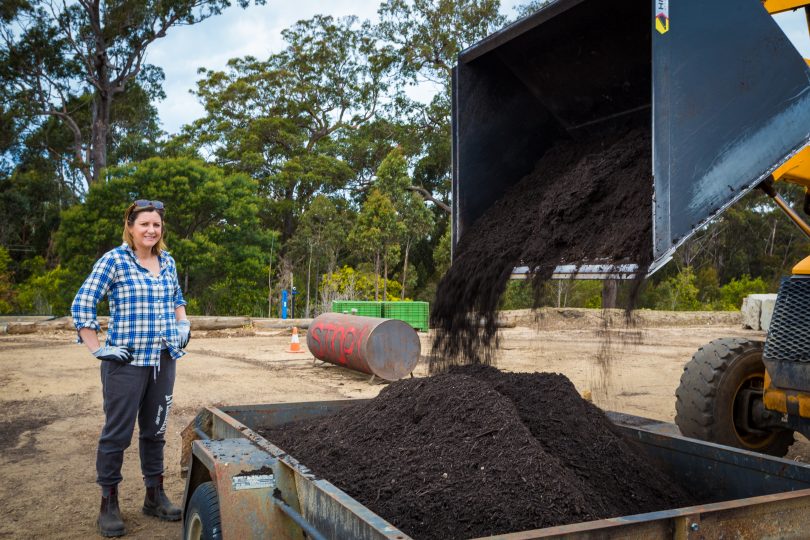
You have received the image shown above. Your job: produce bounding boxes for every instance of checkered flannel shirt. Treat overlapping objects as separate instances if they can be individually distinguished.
[71,243,187,366]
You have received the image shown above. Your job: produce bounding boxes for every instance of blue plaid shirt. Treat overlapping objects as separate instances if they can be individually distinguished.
[71,244,187,366]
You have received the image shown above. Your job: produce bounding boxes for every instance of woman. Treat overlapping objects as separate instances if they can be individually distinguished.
[71,200,191,537]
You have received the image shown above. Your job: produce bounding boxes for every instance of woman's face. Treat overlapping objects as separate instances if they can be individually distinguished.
[128,210,163,252]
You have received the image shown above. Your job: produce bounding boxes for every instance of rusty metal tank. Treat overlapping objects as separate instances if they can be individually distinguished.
[306,313,420,380]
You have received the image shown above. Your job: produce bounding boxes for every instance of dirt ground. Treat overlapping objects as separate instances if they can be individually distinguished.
[1,312,808,539]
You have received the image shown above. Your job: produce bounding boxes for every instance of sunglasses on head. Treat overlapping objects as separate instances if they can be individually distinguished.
[133,199,164,210]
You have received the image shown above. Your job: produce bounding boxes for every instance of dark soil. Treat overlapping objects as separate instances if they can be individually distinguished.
[431,127,653,368]
[0,399,58,463]
[259,366,694,539]
[455,365,690,517]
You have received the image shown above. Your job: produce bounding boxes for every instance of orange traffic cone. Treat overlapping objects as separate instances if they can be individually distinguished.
[286,326,305,353]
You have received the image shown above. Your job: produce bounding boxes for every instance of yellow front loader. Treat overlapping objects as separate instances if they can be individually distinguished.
[672,1,810,457]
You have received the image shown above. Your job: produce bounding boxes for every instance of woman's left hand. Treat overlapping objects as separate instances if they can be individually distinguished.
[177,319,191,348]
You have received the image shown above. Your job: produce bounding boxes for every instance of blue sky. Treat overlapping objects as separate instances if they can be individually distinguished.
[146,1,810,135]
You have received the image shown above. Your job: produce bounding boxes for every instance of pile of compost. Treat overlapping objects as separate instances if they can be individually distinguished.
[431,126,653,368]
[260,366,693,539]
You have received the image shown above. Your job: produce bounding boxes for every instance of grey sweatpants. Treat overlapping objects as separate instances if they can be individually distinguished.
[97,350,176,489]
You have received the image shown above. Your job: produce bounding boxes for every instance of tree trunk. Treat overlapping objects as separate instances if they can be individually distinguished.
[305,243,313,318]
[602,280,618,309]
[89,2,113,185]
[90,94,111,183]
[383,250,388,301]
[374,251,380,301]
[313,259,321,316]
[268,238,275,318]
[401,239,411,300]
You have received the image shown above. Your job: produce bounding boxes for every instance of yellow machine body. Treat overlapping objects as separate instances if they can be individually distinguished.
[764,372,810,417]
[763,0,810,14]
[773,146,810,188]
[793,255,810,274]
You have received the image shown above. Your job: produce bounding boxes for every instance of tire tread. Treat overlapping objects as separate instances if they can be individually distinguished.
[675,338,794,457]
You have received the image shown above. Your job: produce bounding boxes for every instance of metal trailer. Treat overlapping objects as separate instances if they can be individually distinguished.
[180,400,810,540]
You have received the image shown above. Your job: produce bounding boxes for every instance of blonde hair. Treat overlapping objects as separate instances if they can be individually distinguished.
[122,203,167,256]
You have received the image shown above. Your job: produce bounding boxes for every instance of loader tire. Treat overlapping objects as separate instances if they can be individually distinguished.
[184,482,221,540]
[675,337,794,457]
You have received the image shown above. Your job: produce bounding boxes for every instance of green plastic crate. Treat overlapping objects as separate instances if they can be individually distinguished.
[382,301,429,331]
[331,301,383,317]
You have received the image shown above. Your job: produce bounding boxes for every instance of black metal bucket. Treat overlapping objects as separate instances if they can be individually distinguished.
[452,0,810,275]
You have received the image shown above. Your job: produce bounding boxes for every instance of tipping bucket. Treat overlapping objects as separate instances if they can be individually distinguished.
[453,0,810,276]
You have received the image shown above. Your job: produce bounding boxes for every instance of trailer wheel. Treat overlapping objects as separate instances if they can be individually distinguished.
[675,338,794,457]
[184,482,221,540]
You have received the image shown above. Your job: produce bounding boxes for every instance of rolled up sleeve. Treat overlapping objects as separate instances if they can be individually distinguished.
[172,260,187,308]
[71,253,116,342]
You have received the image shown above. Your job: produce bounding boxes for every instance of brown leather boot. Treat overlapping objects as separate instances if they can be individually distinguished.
[97,486,126,537]
[142,476,181,521]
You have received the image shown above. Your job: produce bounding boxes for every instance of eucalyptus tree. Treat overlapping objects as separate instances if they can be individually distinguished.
[0,0,261,186]
[375,148,434,298]
[349,189,403,301]
[289,195,354,316]
[375,0,505,211]
[55,156,276,315]
[376,0,504,86]
[190,14,394,241]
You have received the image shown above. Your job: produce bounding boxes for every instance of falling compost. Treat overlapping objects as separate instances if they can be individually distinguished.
[431,126,653,369]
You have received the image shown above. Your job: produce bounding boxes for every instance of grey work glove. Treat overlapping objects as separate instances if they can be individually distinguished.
[178,319,191,349]
[92,345,134,364]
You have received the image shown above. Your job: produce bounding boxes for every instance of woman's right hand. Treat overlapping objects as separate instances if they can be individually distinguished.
[92,346,134,364]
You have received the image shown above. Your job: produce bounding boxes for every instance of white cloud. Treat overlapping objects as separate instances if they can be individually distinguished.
[773,10,810,58]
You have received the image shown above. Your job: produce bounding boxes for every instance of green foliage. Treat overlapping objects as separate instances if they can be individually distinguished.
[1,0,261,184]
[375,148,434,298]
[649,267,702,311]
[189,14,390,240]
[500,280,534,310]
[349,188,404,300]
[288,195,354,316]
[0,162,75,260]
[199,277,269,317]
[375,0,506,215]
[671,187,809,285]
[3,2,805,317]
[321,266,403,301]
[638,267,772,311]
[0,247,15,313]
[433,226,452,278]
[695,266,721,304]
[575,281,604,309]
[376,0,505,85]
[54,156,276,316]
[14,261,78,315]
[498,278,606,310]
[512,1,553,19]
[715,275,769,311]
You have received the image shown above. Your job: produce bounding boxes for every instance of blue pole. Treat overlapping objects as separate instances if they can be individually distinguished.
[281,289,288,319]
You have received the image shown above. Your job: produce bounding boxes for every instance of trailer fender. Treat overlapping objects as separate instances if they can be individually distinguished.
[185,437,305,540]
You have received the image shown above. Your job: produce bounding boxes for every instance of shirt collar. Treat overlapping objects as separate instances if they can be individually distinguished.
[121,243,168,269]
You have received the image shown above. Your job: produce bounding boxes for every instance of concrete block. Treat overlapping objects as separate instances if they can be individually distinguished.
[759,295,777,332]
[741,294,777,331]
[741,296,763,330]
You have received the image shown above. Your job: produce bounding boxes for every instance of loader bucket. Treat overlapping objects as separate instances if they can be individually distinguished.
[452,0,810,275]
